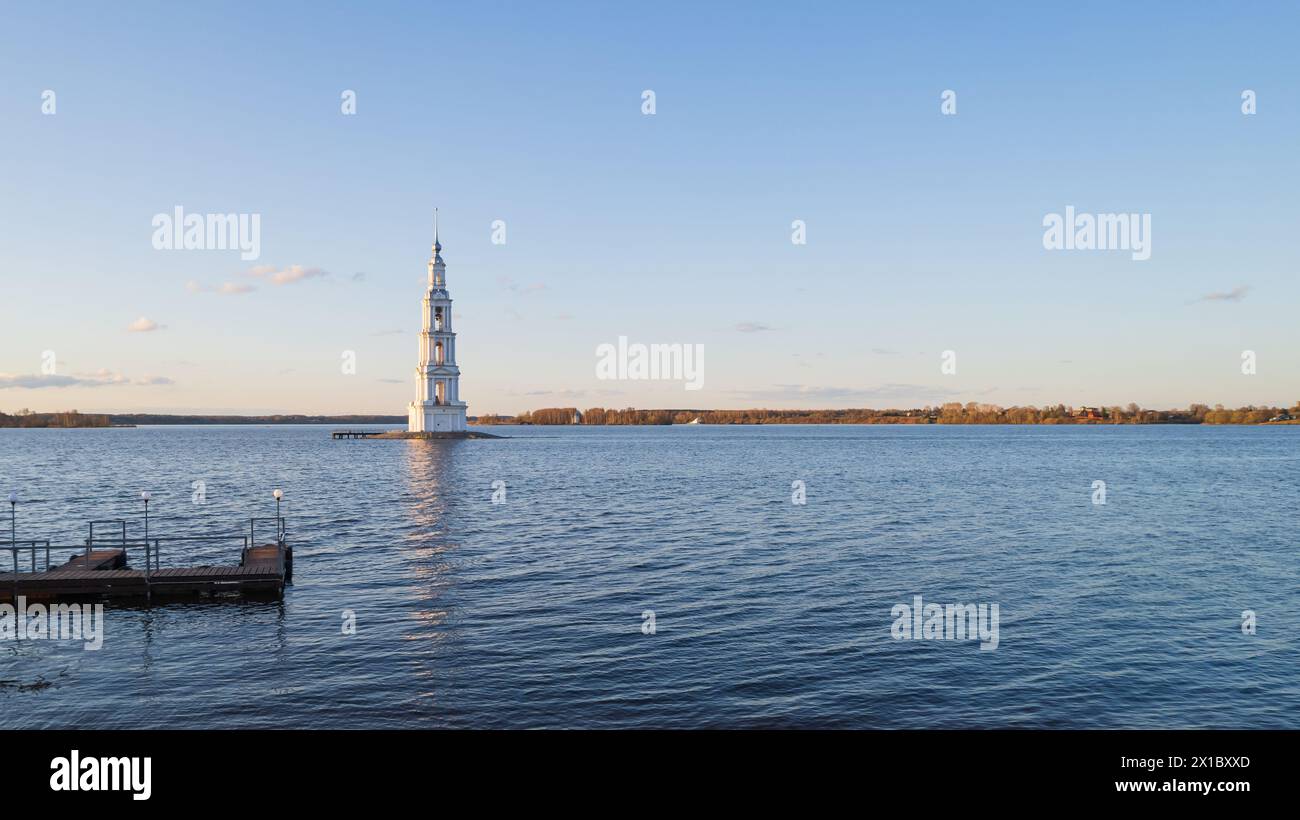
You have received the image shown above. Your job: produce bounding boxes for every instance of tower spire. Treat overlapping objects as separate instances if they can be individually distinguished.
[433,208,441,253]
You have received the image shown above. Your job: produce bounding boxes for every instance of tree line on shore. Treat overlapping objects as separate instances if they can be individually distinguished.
[7,404,1298,428]
[0,410,407,428]
[486,402,1300,426]
[0,409,112,428]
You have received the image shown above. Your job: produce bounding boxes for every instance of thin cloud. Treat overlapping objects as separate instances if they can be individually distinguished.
[1196,285,1249,303]
[523,389,585,397]
[189,281,255,295]
[0,371,174,389]
[497,276,545,294]
[735,322,773,333]
[512,387,625,398]
[128,317,164,332]
[729,383,963,403]
[247,265,328,286]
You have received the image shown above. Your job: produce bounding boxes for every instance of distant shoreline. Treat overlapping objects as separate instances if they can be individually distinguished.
[112,415,407,426]
[3,420,1297,429]
[487,403,1300,427]
[4,405,1299,429]
[480,420,1298,426]
[0,412,406,429]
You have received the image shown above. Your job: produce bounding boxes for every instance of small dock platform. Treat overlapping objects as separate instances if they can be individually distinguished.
[54,549,128,572]
[2,516,292,603]
[332,429,384,439]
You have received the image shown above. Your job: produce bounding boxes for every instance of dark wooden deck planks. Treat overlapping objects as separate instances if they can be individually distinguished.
[0,543,287,601]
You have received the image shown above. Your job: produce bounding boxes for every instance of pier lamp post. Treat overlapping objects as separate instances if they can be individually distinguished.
[141,491,151,542]
[273,489,284,542]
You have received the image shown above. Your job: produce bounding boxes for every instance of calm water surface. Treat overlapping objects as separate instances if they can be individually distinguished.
[0,424,1296,728]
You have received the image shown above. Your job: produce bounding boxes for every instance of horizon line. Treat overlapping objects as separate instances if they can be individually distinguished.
[5,400,1299,419]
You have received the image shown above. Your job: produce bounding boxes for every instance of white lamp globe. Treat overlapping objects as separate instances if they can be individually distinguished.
[141,491,152,502]
[273,489,283,500]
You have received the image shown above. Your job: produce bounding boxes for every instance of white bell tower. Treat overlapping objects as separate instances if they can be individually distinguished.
[408,212,468,432]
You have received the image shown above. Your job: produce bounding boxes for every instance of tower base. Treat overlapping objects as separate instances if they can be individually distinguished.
[408,401,468,433]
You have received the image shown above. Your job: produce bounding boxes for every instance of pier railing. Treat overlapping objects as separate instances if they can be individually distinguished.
[10,536,244,575]
[88,519,127,545]
[6,540,52,574]
[249,516,287,547]
[7,516,287,577]
[4,514,290,603]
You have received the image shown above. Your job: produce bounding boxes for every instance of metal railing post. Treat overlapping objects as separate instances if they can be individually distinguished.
[143,538,152,602]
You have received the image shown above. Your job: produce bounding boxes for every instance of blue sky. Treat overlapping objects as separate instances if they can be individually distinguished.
[2,1,1298,415]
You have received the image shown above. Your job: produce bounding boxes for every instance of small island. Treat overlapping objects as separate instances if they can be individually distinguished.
[370,429,502,440]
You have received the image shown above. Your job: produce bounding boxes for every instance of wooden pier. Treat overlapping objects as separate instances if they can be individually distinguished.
[1,543,290,603]
[332,429,384,439]
[2,516,292,603]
